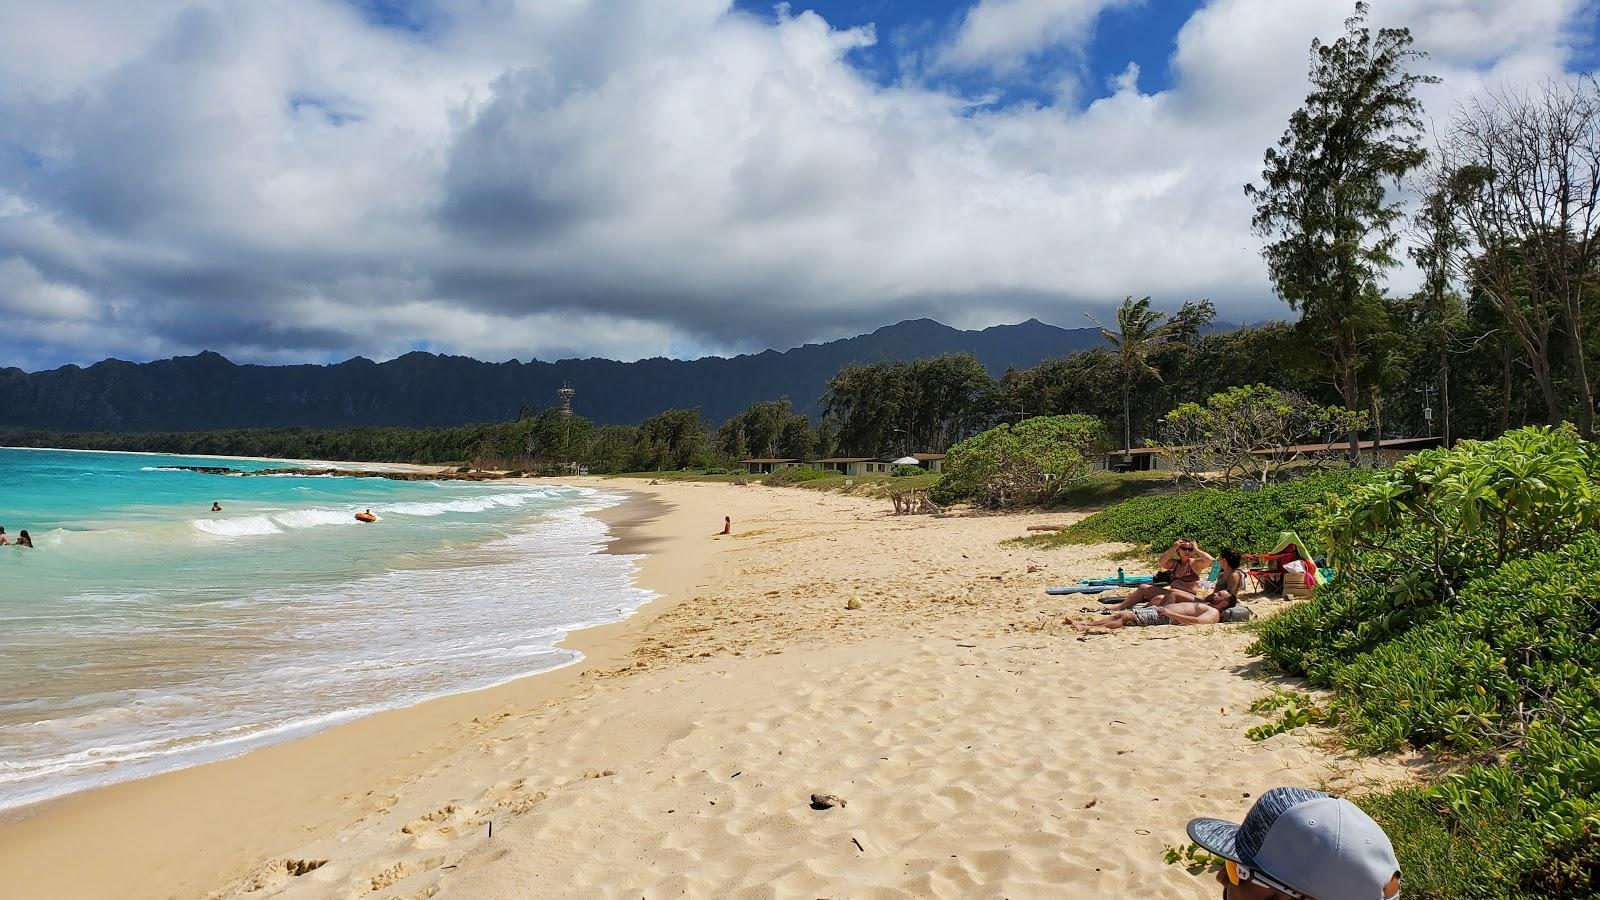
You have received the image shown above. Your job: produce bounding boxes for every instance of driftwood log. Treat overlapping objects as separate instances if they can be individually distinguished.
[890,490,943,516]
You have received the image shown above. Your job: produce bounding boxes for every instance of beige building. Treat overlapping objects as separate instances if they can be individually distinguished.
[814,457,876,476]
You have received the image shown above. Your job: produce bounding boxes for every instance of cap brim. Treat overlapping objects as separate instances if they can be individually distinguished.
[1186,817,1243,862]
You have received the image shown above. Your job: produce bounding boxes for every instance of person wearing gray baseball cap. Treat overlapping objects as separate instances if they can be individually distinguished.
[1187,786,1402,899]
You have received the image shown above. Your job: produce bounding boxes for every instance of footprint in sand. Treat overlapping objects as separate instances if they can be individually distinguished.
[400,804,458,835]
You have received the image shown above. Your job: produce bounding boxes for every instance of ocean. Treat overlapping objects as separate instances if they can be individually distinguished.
[0,448,650,812]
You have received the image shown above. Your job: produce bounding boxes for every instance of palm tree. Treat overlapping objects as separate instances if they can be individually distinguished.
[1088,296,1173,458]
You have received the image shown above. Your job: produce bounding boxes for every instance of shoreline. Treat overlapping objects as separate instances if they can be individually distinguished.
[0,479,707,899]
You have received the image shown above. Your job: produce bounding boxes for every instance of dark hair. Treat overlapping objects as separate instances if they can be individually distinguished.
[1220,548,1242,569]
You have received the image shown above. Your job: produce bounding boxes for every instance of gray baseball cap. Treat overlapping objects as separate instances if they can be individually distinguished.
[1187,786,1401,900]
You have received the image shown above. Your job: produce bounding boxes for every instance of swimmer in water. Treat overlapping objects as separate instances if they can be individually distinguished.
[16,530,33,548]
[0,525,8,546]
[211,502,223,512]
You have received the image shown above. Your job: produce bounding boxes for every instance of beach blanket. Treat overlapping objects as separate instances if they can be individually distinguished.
[1046,585,1118,595]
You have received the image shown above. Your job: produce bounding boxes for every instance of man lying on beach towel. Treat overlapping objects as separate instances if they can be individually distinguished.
[1067,590,1239,632]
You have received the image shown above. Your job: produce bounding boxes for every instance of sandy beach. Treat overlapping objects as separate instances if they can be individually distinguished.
[0,478,1411,899]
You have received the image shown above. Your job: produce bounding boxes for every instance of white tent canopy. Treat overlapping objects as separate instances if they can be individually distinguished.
[891,456,920,466]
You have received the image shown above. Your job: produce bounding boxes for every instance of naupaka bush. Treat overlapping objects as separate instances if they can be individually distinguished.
[1252,426,1600,897]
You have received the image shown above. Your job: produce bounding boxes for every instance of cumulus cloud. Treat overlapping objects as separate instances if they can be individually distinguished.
[936,0,1136,74]
[0,0,1592,371]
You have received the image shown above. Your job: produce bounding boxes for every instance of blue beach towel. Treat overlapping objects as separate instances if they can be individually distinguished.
[1046,585,1118,595]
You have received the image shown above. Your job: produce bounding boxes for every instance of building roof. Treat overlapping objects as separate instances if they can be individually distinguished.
[1105,446,1182,456]
[1252,436,1443,455]
[1103,436,1442,459]
[912,452,947,461]
[740,458,801,464]
[816,457,876,463]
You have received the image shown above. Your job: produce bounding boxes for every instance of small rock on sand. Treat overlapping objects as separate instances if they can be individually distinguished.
[845,597,863,610]
[810,793,847,810]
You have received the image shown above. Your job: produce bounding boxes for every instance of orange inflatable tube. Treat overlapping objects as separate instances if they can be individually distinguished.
[354,512,377,523]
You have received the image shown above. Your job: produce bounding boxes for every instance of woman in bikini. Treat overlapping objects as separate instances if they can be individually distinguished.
[1102,538,1214,611]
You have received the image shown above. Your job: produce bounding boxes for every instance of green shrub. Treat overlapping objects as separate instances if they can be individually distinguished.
[891,464,923,477]
[1054,469,1373,554]
[1249,427,1600,896]
[761,465,830,486]
[931,415,1108,507]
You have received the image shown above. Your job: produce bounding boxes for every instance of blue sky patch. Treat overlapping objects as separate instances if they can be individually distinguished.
[732,0,1200,108]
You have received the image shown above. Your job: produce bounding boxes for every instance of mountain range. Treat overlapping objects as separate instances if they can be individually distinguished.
[0,318,1108,432]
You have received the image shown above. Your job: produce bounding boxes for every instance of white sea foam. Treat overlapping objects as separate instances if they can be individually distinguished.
[191,516,283,537]
[1,486,650,814]
[183,489,563,538]
[380,492,541,517]
[271,508,360,529]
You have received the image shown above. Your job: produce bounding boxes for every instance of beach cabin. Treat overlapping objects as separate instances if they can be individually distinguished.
[815,457,876,476]
[741,458,802,475]
[911,452,946,473]
[1099,446,1175,472]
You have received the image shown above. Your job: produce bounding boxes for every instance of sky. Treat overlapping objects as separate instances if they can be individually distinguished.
[0,0,1595,371]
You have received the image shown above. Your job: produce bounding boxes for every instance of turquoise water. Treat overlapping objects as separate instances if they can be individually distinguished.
[0,448,649,812]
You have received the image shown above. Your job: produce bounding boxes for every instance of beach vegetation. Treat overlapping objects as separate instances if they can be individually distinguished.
[760,465,831,486]
[1034,469,1372,554]
[1251,427,1600,897]
[930,414,1107,508]
[1159,385,1367,487]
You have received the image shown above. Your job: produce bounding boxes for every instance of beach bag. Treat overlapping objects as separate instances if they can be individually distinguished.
[1221,606,1254,624]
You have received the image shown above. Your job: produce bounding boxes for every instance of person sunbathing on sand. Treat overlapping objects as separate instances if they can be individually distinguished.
[1070,590,1236,631]
[1102,538,1214,611]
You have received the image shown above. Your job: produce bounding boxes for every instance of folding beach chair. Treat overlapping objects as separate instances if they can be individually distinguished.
[1243,531,1324,596]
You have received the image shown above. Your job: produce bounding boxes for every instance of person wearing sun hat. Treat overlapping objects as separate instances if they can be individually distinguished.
[1187,787,1402,899]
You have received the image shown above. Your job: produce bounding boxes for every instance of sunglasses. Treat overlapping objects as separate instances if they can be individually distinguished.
[1224,860,1399,900]
[1225,860,1306,899]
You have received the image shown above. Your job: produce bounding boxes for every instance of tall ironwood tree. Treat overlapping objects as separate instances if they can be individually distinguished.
[1245,2,1436,459]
